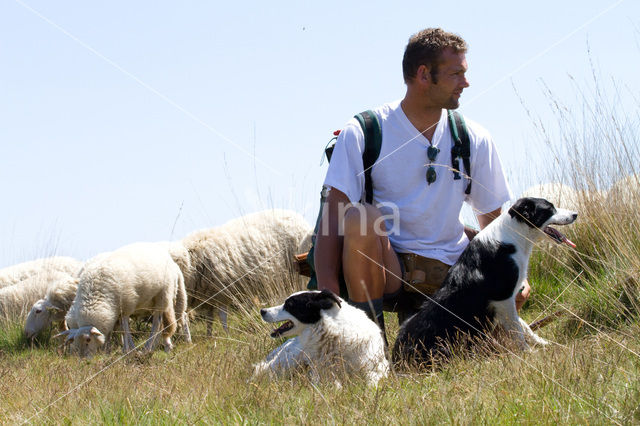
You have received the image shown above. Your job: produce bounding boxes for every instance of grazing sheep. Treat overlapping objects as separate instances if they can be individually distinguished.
[28,242,192,344]
[0,269,76,322]
[164,241,192,343]
[24,272,79,339]
[57,242,185,357]
[0,256,82,289]
[182,209,311,335]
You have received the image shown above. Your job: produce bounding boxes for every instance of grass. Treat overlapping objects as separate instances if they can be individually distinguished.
[2,80,640,424]
[1,316,638,424]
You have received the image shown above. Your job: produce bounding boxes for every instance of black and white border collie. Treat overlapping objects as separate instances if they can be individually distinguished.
[393,197,577,367]
[253,290,389,386]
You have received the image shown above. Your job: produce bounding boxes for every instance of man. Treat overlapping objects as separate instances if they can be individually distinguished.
[314,28,529,332]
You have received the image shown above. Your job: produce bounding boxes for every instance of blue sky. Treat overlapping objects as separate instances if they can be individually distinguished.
[1,0,638,267]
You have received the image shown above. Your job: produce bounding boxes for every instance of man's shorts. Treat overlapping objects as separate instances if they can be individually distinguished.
[383,252,451,324]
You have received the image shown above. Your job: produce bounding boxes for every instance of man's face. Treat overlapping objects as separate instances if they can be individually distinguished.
[427,47,470,109]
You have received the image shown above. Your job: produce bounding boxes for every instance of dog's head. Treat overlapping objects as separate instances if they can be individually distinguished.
[508,197,578,247]
[260,290,342,338]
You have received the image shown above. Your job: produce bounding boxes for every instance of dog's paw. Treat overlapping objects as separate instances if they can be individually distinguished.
[533,337,550,346]
[252,361,269,378]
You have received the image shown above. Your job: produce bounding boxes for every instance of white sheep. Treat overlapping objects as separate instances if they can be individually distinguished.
[520,182,581,211]
[27,242,192,344]
[0,256,82,289]
[0,269,77,322]
[182,209,311,335]
[606,174,639,208]
[56,242,186,357]
[24,272,79,339]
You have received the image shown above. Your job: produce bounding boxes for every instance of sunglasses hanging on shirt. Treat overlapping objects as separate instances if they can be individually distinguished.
[426,145,440,185]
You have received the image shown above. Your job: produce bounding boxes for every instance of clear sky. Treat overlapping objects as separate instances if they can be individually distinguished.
[1,0,638,267]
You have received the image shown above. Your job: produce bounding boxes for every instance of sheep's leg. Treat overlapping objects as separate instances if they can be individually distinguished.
[218,306,228,332]
[181,312,192,343]
[144,313,162,352]
[206,307,214,337]
[121,316,135,353]
[104,332,113,354]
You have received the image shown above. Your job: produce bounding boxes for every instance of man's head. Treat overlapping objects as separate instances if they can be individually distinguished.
[403,28,469,109]
[403,28,467,84]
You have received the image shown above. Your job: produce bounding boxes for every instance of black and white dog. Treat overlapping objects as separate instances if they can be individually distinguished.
[392,197,577,367]
[253,290,389,386]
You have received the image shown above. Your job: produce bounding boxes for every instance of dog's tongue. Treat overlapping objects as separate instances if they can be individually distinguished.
[544,226,576,248]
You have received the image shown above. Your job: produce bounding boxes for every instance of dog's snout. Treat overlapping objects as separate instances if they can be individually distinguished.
[572,213,578,221]
[260,308,267,317]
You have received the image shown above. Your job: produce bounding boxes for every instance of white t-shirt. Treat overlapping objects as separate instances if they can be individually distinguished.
[324,100,512,265]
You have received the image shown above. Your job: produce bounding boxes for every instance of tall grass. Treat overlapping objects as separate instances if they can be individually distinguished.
[524,75,640,340]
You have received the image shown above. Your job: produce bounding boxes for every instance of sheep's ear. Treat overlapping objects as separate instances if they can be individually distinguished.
[53,330,71,340]
[46,305,62,314]
[89,327,103,337]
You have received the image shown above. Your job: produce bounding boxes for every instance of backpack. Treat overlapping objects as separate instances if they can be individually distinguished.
[301,109,471,297]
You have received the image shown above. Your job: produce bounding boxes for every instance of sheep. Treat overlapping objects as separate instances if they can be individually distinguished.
[520,182,581,211]
[606,174,639,208]
[27,242,192,344]
[56,242,186,357]
[163,241,192,343]
[24,272,79,339]
[0,269,77,322]
[0,256,82,289]
[182,209,311,335]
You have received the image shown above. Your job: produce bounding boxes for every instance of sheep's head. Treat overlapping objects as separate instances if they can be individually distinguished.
[54,326,106,358]
[25,299,63,339]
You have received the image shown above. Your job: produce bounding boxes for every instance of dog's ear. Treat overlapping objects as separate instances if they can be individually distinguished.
[509,198,536,223]
[317,289,342,310]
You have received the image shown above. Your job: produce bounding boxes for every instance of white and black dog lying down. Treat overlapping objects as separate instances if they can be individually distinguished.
[393,197,577,368]
[253,290,389,386]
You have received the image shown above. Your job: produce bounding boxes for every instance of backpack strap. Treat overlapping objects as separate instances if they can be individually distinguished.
[447,110,472,195]
[354,110,382,204]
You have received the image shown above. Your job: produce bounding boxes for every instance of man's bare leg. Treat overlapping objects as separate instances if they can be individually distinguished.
[342,204,402,336]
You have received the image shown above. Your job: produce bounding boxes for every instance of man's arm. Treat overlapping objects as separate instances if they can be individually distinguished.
[476,207,501,230]
[313,187,349,295]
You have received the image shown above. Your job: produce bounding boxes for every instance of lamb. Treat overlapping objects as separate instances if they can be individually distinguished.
[27,242,192,343]
[0,269,77,322]
[181,209,311,334]
[56,242,186,357]
[24,272,79,339]
[0,256,82,289]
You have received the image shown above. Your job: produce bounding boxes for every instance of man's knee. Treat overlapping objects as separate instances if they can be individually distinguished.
[343,204,385,240]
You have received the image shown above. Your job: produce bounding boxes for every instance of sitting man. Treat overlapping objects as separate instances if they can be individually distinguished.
[314,28,526,335]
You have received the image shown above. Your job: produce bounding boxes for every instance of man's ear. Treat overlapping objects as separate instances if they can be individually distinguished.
[417,64,431,83]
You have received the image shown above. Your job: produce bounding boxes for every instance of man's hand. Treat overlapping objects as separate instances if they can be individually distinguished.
[516,279,531,311]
